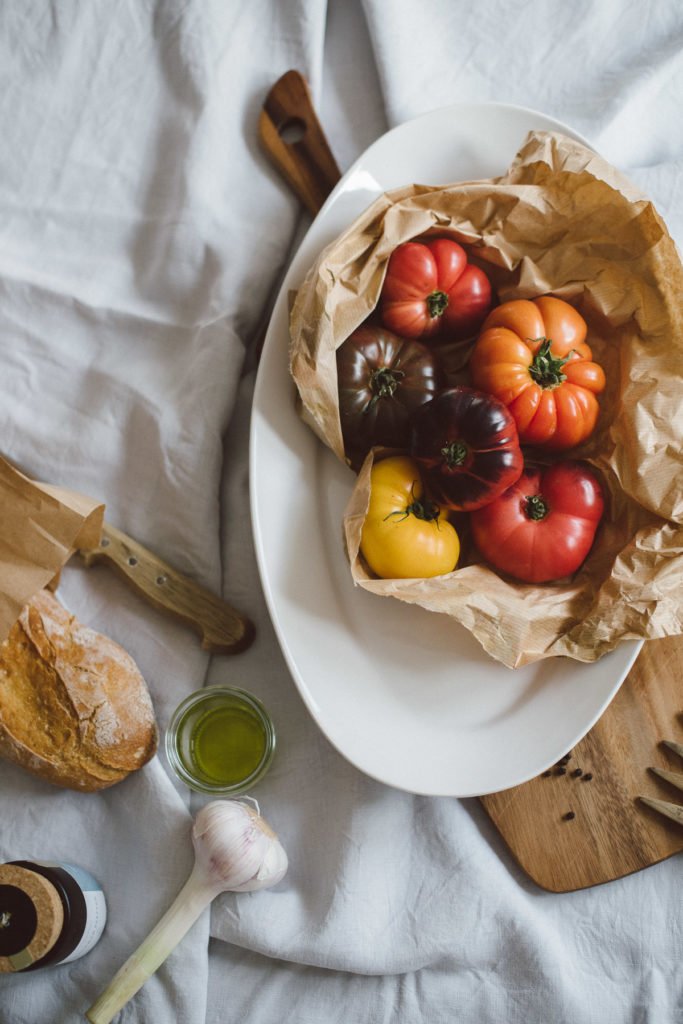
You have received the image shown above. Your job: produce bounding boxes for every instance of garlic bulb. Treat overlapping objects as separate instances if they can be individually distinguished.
[192,799,288,892]
[86,799,287,1024]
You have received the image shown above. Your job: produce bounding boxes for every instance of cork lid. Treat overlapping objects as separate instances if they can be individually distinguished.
[0,864,64,972]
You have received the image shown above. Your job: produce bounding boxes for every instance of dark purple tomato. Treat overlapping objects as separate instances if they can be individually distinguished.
[337,325,445,464]
[410,386,523,511]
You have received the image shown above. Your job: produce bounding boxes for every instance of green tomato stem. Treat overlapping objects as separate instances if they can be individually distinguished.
[426,290,449,318]
[85,865,218,1024]
[383,499,440,524]
[441,440,468,468]
[524,494,549,521]
[528,337,572,389]
[368,366,404,406]
[405,497,440,522]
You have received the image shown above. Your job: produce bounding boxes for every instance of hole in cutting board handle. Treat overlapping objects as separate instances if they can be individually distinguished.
[278,116,307,144]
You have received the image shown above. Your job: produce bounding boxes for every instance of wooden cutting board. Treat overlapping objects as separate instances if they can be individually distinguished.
[481,636,683,891]
[259,70,683,893]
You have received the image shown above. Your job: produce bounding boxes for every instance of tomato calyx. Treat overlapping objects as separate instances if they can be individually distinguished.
[441,439,469,468]
[426,290,449,319]
[367,366,405,408]
[524,494,549,521]
[528,337,573,389]
[383,483,441,525]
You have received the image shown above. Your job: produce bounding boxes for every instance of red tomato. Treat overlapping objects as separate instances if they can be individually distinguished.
[380,238,493,340]
[470,461,605,583]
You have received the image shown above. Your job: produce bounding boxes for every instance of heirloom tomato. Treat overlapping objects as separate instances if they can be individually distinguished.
[360,455,460,579]
[337,325,444,463]
[380,238,493,341]
[470,461,605,583]
[469,296,606,450]
[410,387,523,512]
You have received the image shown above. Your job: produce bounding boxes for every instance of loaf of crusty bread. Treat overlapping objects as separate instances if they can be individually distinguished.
[0,590,158,791]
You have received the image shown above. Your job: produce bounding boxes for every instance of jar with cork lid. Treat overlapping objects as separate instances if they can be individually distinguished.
[0,860,106,973]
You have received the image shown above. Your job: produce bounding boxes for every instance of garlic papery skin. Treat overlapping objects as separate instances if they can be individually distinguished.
[86,800,287,1024]
[231,817,289,892]
[192,800,288,892]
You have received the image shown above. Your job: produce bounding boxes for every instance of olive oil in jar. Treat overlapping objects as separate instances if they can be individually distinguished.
[165,688,275,795]
[190,703,266,785]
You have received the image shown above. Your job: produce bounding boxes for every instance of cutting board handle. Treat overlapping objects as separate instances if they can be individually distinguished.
[259,70,341,216]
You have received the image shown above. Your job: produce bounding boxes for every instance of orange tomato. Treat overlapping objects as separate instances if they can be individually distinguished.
[469,296,606,450]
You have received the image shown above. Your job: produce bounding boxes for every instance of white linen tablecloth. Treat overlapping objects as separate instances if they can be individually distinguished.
[0,2,681,1023]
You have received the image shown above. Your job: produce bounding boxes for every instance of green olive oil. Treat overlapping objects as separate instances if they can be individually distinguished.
[166,687,275,795]
[186,704,267,786]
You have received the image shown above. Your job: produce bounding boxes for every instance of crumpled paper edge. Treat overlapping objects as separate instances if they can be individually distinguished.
[0,456,104,641]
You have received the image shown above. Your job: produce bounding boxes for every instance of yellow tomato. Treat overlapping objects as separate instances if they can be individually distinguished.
[360,455,460,579]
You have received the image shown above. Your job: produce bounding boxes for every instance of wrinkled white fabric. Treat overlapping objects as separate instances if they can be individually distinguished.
[0,1,682,1023]
[0,1,325,1021]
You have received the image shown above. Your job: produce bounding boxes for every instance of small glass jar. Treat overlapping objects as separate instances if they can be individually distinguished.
[0,860,107,973]
[165,687,276,796]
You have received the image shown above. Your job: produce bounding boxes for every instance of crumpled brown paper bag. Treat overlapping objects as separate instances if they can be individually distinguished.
[0,457,104,642]
[289,131,683,668]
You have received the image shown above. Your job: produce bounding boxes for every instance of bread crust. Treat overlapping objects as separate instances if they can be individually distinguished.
[0,590,158,790]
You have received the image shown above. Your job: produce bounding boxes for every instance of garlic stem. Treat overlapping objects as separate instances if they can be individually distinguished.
[86,865,217,1024]
[85,800,287,1023]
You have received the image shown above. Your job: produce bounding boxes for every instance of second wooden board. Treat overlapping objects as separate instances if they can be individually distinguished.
[480,636,683,892]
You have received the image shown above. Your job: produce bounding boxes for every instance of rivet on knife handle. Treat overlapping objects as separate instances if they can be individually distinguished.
[78,523,254,655]
[258,69,342,216]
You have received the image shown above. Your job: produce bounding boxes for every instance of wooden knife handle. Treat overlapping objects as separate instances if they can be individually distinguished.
[259,69,342,216]
[78,523,254,655]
